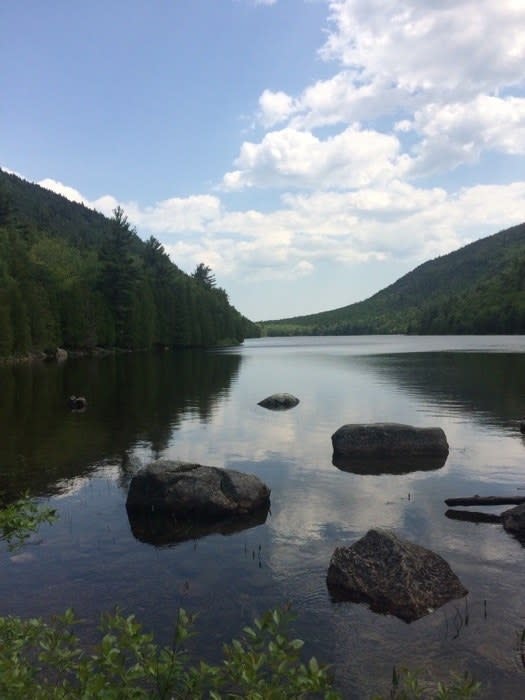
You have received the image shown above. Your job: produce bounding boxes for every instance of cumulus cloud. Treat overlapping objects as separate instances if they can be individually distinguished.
[258,90,297,128]
[38,178,87,204]
[252,0,525,177]
[135,195,222,233]
[30,169,525,279]
[161,180,525,275]
[321,0,525,96]
[1,166,25,178]
[222,126,408,190]
[408,95,525,175]
[260,73,409,131]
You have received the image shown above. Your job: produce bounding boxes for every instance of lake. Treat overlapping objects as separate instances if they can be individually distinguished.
[1,336,525,697]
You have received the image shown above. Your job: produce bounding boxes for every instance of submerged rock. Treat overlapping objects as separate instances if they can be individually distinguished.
[258,393,300,410]
[68,395,87,410]
[126,459,270,519]
[332,423,449,457]
[326,529,467,623]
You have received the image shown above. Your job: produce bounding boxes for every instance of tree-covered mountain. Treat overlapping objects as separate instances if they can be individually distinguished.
[258,222,525,336]
[0,169,259,357]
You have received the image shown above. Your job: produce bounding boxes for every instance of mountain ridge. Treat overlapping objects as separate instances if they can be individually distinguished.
[258,221,525,335]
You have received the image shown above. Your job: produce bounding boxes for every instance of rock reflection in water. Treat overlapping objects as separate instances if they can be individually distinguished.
[126,505,269,547]
[332,451,448,475]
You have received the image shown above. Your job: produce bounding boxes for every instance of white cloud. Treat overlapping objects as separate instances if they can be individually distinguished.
[321,0,525,96]
[91,194,121,217]
[262,72,407,131]
[258,90,296,128]
[222,126,407,190]
[253,0,525,177]
[409,95,525,175]
[38,178,87,204]
[1,165,25,178]
[136,195,222,233]
[29,170,525,282]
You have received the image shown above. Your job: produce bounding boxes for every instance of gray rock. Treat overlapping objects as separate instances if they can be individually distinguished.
[258,393,300,410]
[126,459,270,520]
[332,423,449,456]
[68,395,87,410]
[326,529,467,623]
[502,503,525,533]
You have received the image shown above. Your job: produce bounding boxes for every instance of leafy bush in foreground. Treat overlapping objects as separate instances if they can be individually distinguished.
[0,604,482,699]
[0,607,339,699]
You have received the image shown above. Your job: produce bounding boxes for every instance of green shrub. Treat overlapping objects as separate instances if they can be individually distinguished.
[0,606,339,699]
[0,493,56,551]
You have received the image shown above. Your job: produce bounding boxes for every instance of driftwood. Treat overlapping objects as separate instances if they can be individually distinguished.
[445,509,502,524]
[445,496,525,507]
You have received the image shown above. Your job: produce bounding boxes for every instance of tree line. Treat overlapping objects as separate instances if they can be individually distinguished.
[0,170,259,357]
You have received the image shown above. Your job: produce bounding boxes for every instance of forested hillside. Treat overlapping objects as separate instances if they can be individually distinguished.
[259,222,525,336]
[0,169,258,357]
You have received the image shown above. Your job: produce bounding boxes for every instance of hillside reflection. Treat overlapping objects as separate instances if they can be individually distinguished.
[358,352,525,429]
[0,350,242,500]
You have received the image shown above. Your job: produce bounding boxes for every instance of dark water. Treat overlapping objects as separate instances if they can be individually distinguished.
[1,337,525,698]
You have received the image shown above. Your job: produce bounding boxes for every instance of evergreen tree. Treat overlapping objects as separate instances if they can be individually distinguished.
[192,262,216,288]
[0,169,259,356]
[98,207,139,348]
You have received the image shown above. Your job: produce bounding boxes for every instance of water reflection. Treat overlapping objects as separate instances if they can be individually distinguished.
[0,350,242,500]
[359,352,525,431]
[126,506,269,547]
[2,337,525,698]
[445,509,502,524]
[332,451,448,475]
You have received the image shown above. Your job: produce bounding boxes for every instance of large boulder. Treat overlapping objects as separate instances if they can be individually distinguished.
[126,460,270,520]
[326,529,467,623]
[332,423,449,457]
[501,503,525,534]
[258,393,300,410]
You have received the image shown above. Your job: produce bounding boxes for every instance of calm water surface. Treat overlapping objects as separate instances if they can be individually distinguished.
[1,336,525,698]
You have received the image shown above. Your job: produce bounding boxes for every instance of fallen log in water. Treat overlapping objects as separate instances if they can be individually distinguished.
[445,509,502,524]
[445,496,525,507]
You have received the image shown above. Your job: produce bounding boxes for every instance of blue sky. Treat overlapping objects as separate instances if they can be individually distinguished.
[3,0,525,320]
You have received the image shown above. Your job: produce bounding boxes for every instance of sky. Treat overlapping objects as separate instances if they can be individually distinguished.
[2,0,525,321]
